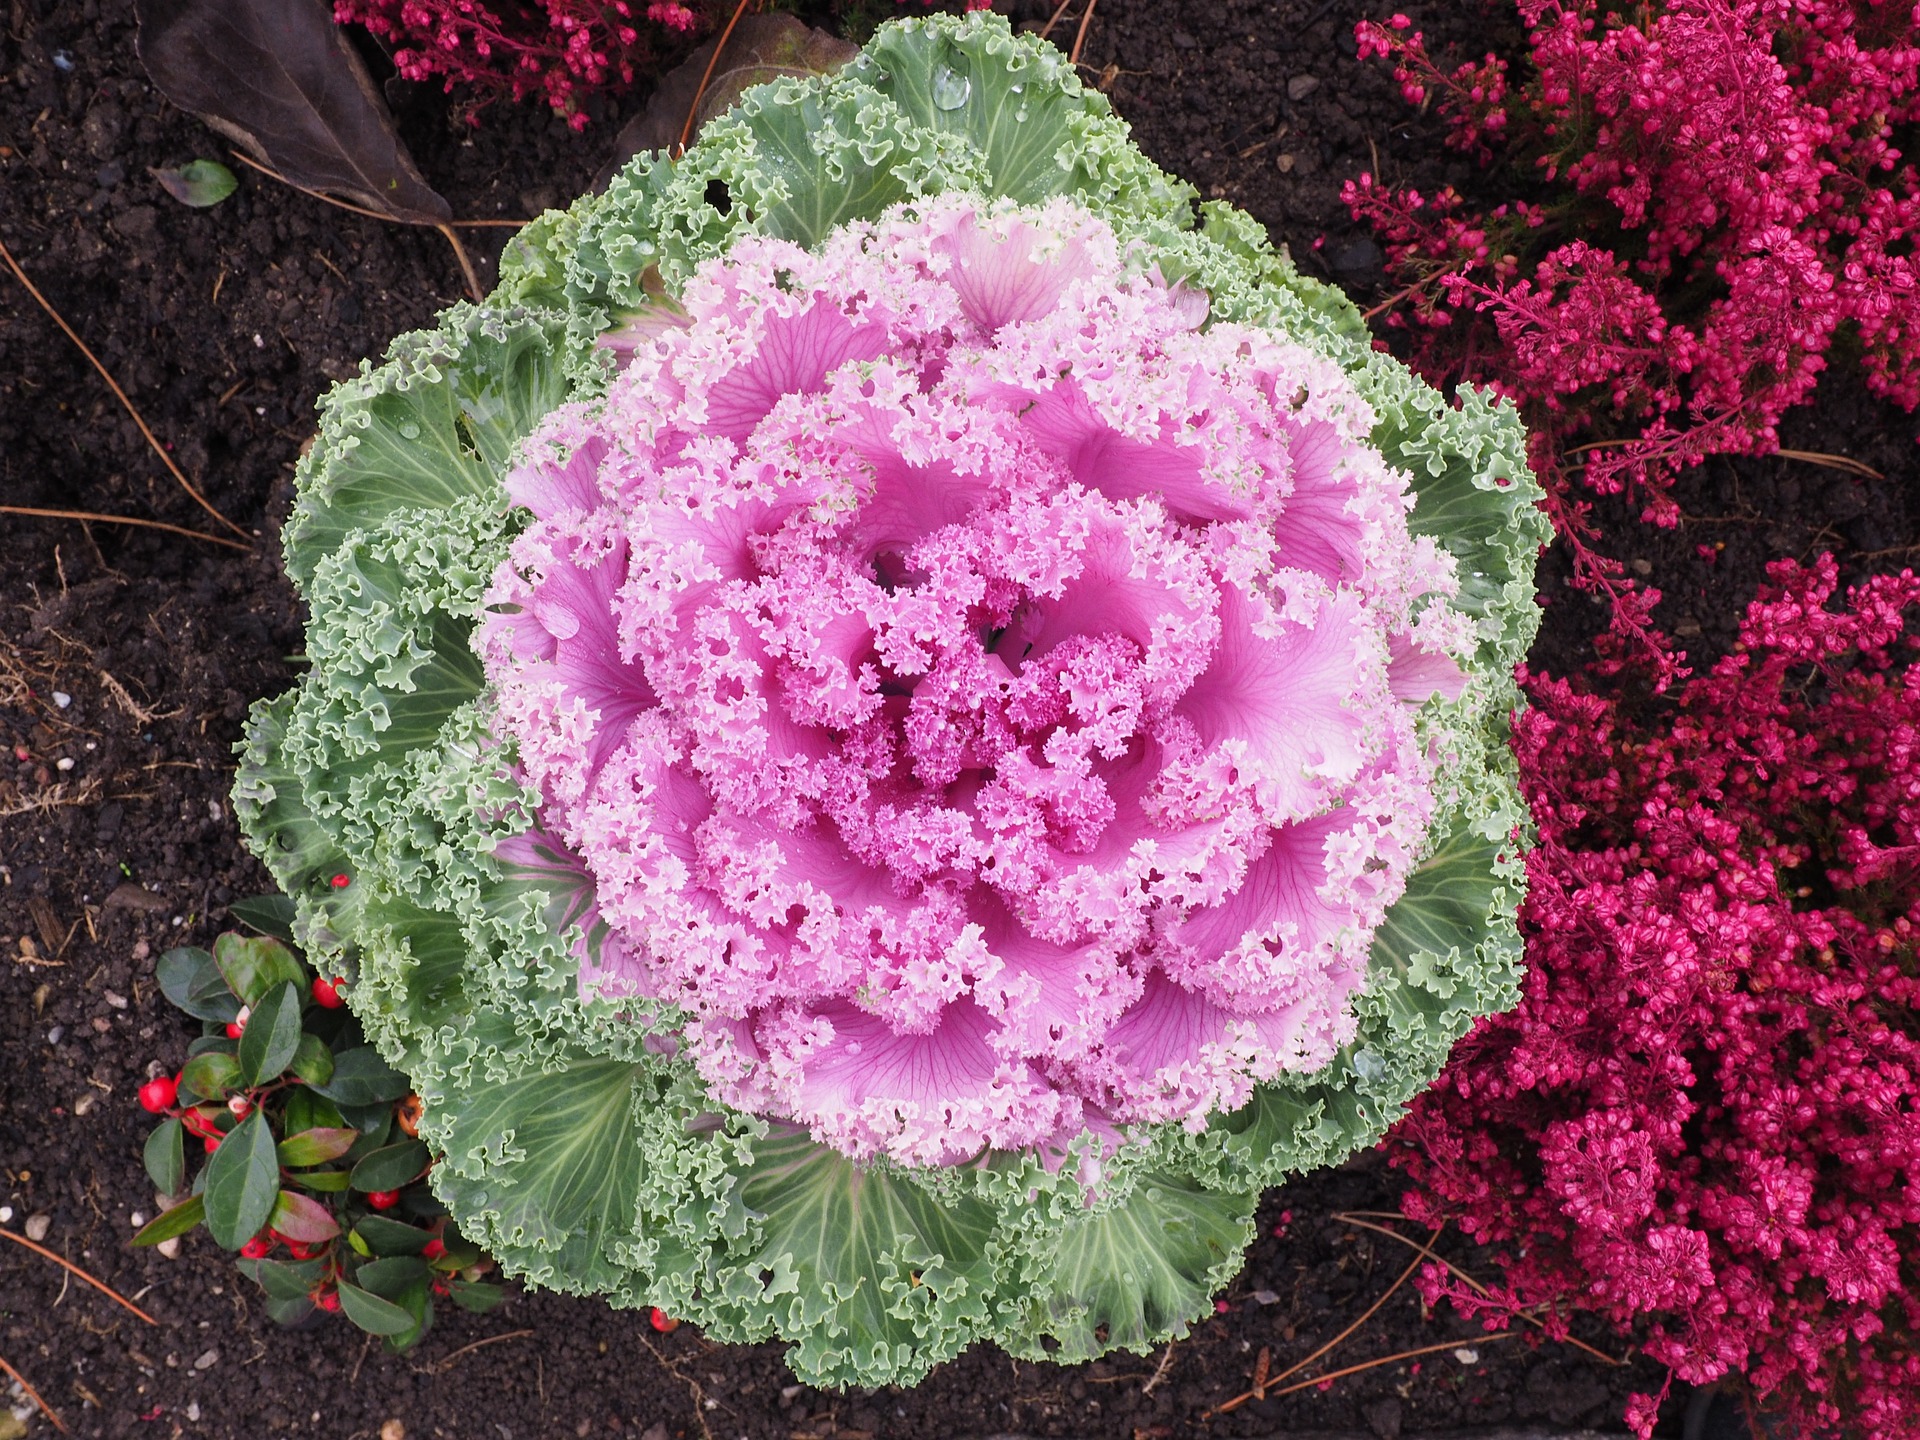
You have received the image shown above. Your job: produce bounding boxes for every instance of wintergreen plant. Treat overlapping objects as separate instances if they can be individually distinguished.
[235,12,1545,1384]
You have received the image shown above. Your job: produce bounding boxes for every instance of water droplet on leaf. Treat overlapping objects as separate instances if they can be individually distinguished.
[398,421,421,440]
[932,65,971,110]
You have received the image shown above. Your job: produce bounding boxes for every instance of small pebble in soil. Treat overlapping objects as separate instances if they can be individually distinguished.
[1287,74,1320,99]
[0,1207,10,1223]
[51,691,70,708]
[193,1349,218,1370]
[24,1214,50,1242]
[158,1238,181,1258]
[380,1421,406,1440]
[187,1402,201,1422]
[1452,1347,1480,1364]
[56,757,73,771]
[46,1026,62,1044]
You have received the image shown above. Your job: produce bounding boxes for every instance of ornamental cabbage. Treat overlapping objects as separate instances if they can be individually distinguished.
[236,12,1547,1386]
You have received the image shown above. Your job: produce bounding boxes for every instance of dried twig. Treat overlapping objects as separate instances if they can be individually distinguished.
[0,240,250,542]
[0,1353,65,1434]
[1037,0,1076,41]
[1335,1214,1627,1367]
[0,1227,159,1325]
[427,1328,535,1373]
[1069,0,1100,66]
[0,505,250,551]
[678,0,756,158]
[1260,1331,1518,1401]
[1204,1226,1440,1417]
[1773,447,1884,480]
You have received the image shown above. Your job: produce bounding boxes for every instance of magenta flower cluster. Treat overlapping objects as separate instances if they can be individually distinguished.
[1390,556,1920,1437]
[334,0,711,128]
[332,0,992,127]
[480,195,1469,1166]
[1347,0,1920,539]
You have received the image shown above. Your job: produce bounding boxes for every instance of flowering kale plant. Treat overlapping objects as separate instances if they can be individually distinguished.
[132,904,503,1347]
[1393,558,1920,1437]
[236,14,1546,1382]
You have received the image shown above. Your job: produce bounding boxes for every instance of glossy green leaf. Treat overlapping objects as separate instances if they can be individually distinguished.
[288,1033,336,1087]
[277,1127,360,1168]
[242,1255,322,1302]
[227,893,298,942]
[238,981,303,1086]
[202,1110,281,1250]
[336,1280,416,1336]
[212,933,308,1008]
[311,1047,408,1106]
[292,1168,354,1193]
[350,1140,429,1194]
[354,1214,432,1256]
[131,1195,205,1247]
[156,946,240,1023]
[447,1279,504,1314]
[179,1051,242,1103]
[354,1254,428,1299]
[143,1117,186,1197]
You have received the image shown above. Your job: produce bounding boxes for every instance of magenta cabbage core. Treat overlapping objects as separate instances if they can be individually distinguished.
[481,195,1466,1166]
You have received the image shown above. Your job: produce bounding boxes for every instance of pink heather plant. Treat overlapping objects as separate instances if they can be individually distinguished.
[337,0,993,127]
[1348,0,1920,665]
[336,0,719,127]
[478,193,1471,1166]
[1391,556,1920,1437]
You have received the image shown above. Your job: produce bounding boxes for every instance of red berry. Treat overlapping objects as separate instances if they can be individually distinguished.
[421,1238,447,1261]
[311,975,346,1009]
[240,1235,273,1259]
[649,1307,679,1334]
[138,1076,178,1113]
[225,1021,244,1039]
[286,1240,324,1260]
[330,872,351,889]
[366,1189,401,1211]
[313,1288,341,1313]
[203,1135,221,1154]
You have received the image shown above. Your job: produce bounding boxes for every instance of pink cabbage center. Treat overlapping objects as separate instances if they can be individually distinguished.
[480,194,1463,1166]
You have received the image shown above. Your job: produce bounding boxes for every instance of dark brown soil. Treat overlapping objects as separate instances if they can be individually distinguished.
[2,0,1909,1437]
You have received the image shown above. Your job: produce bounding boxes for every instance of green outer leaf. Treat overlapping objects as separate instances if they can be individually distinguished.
[278,1127,361,1167]
[131,1196,204,1247]
[349,1140,429,1194]
[311,1047,409,1106]
[156,946,240,1023]
[143,1117,186,1197]
[202,1111,280,1250]
[1014,1174,1254,1364]
[335,1280,416,1336]
[430,1059,644,1298]
[238,981,303,1086]
[212,934,308,1008]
